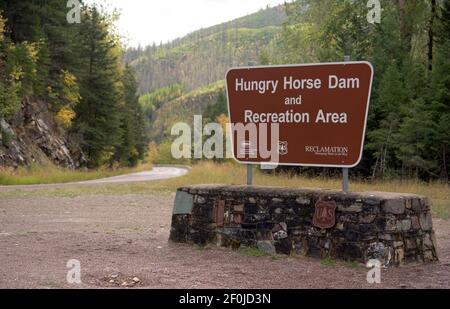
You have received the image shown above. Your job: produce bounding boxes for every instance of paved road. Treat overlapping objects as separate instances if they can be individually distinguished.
[0,166,189,190]
[77,166,189,184]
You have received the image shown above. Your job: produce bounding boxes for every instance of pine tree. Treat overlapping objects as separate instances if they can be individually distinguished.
[203,91,227,123]
[393,98,437,178]
[34,38,50,98]
[0,11,23,119]
[74,6,122,167]
[1,2,147,169]
[116,65,146,166]
[0,0,79,106]
[366,64,405,178]
[0,0,41,43]
[429,0,450,181]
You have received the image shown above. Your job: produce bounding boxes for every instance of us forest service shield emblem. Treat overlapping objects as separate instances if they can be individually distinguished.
[313,200,337,229]
[278,141,288,155]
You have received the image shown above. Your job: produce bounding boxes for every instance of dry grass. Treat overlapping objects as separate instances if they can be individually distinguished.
[148,161,448,219]
[0,162,153,185]
[180,162,448,219]
[10,161,447,219]
[150,161,449,199]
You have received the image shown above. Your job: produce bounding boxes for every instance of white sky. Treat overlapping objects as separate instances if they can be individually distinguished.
[84,0,288,47]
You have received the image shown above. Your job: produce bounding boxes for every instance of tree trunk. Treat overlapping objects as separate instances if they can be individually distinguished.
[395,0,414,54]
[442,144,449,182]
[372,151,380,180]
[428,0,437,71]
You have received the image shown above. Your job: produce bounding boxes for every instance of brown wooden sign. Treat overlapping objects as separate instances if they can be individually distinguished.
[313,200,337,229]
[226,62,374,167]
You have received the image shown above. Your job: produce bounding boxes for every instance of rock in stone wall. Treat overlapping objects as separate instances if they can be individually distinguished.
[169,185,439,267]
[0,97,85,169]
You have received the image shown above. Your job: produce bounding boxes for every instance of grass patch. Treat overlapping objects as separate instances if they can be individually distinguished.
[431,199,450,220]
[128,161,449,218]
[194,244,210,251]
[0,162,152,186]
[239,246,268,257]
[137,161,449,199]
[321,256,336,267]
[1,161,448,220]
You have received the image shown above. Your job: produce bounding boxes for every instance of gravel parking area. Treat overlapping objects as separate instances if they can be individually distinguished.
[1,190,449,289]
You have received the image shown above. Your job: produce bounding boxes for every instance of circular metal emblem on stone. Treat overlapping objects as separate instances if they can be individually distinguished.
[313,200,337,229]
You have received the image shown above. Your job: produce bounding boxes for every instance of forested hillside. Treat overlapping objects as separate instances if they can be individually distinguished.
[133,0,449,182]
[148,81,225,143]
[262,0,449,181]
[128,4,288,166]
[0,0,146,168]
[125,5,287,94]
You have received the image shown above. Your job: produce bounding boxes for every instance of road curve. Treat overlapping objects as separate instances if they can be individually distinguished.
[77,166,189,184]
[0,166,189,190]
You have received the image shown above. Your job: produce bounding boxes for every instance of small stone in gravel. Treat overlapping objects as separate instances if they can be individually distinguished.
[109,280,115,283]
[110,274,118,278]
[159,225,165,228]
[132,277,140,283]
[157,246,162,249]
[121,282,128,287]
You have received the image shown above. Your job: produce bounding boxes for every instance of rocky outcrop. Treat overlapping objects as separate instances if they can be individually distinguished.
[0,97,85,169]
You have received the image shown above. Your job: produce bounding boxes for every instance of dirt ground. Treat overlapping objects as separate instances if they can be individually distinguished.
[0,187,449,289]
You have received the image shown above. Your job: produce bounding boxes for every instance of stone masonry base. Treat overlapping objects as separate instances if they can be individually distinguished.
[169,185,439,266]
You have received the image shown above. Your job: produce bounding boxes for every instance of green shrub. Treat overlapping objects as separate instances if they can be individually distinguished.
[0,126,13,148]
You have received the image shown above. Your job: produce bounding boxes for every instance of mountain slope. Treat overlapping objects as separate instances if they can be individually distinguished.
[125,4,287,94]
[149,81,225,142]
